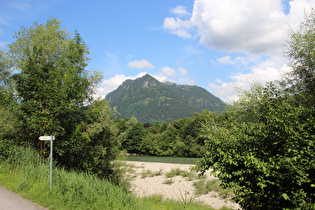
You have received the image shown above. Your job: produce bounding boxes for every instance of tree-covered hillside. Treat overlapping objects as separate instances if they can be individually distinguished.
[105,74,226,123]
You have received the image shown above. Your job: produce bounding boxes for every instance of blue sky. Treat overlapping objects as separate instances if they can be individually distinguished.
[1,0,314,102]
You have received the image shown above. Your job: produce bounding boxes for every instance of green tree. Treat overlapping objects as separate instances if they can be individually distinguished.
[116,116,138,150]
[126,122,146,154]
[285,9,315,107]
[61,99,119,178]
[0,50,15,107]
[194,83,315,209]
[0,50,20,160]
[8,18,102,152]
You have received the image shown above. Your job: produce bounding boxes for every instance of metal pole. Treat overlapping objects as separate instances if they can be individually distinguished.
[50,135,53,189]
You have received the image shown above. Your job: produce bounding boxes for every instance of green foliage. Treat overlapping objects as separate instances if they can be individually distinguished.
[1,146,142,209]
[3,18,122,183]
[117,111,219,158]
[285,9,315,107]
[126,122,147,154]
[193,179,234,199]
[165,168,198,181]
[195,83,315,209]
[59,99,119,180]
[0,50,15,107]
[0,107,21,160]
[193,13,315,208]
[179,191,195,208]
[9,17,102,149]
[0,147,214,210]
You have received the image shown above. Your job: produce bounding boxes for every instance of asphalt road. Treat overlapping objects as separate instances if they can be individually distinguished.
[0,186,47,210]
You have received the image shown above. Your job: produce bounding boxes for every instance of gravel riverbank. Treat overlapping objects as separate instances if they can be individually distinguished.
[123,161,240,210]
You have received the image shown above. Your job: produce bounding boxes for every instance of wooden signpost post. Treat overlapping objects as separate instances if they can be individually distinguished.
[39,135,55,189]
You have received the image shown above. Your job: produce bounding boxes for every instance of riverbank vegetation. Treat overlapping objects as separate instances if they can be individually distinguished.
[0,147,215,209]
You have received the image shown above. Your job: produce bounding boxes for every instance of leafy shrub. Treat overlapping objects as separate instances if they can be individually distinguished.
[195,83,315,209]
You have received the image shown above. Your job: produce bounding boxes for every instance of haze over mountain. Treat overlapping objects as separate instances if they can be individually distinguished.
[105,74,226,123]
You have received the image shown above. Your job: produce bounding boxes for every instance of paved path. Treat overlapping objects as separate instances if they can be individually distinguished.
[0,186,47,210]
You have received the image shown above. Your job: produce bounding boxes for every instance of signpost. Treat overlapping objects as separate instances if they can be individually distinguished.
[39,135,55,189]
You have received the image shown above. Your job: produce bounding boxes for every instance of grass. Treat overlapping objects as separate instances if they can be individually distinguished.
[180,191,195,208]
[193,179,234,199]
[140,169,163,178]
[0,146,216,210]
[125,155,201,165]
[162,178,174,185]
[165,167,205,181]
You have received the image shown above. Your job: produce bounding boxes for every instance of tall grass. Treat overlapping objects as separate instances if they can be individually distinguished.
[0,146,216,210]
[1,146,141,209]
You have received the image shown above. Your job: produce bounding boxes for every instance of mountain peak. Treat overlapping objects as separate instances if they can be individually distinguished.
[105,75,226,123]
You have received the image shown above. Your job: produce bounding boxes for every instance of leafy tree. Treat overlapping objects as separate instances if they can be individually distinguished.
[0,50,15,107]
[63,99,119,178]
[8,18,102,152]
[125,122,146,154]
[285,9,315,107]
[139,133,156,154]
[194,83,315,209]
[116,116,138,150]
[0,50,20,160]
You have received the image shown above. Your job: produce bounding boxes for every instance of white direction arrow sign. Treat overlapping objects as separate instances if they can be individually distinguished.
[39,136,55,141]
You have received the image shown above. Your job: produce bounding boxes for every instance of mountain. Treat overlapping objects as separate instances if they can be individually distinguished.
[105,74,226,123]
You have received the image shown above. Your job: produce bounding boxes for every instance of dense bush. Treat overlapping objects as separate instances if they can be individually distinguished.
[194,83,315,209]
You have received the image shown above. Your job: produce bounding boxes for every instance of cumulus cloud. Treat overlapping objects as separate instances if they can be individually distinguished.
[163,17,193,39]
[128,59,154,69]
[161,66,177,77]
[209,63,292,103]
[156,66,195,84]
[216,55,254,68]
[190,0,290,55]
[170,5,190,16]
[164,0,315,55]
[217,56,236,65]
[161,0,315,102]
[178,67,189,76]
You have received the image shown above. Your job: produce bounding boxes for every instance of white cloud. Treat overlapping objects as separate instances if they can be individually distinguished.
[190,0,289,55]
[178,67,189,76]
[217,56,235,65]
[209,62,292,103]
[288,0,315,30]
[170,29,192,39]
[163,17,193,39]
[164,0,315,55]
[156,66,195,85]
[163,17,192,30]
[216,55,254,68]
[161,66,176,77]
[170,6,190,16]
[178,77,196,85]
[128,59,154,69]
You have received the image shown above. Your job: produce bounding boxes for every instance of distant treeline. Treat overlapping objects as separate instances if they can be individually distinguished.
[115,110,217,157]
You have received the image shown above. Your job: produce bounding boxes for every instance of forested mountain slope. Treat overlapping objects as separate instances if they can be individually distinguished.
[105,74,226,123]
